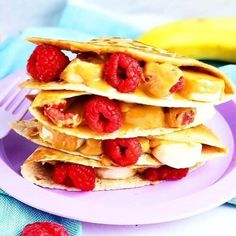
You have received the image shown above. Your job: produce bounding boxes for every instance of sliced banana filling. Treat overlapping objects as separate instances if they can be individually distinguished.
[44,160,138,180]
[180,70,225,102]
[60,56,225,102]
[39,125,205,170]
[152,140,202,168]
[96,167,137,179]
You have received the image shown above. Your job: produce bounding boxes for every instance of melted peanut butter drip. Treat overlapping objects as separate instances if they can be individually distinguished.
[60,57,225,102]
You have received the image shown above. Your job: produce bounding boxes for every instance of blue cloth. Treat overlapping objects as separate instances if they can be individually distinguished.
[0,190,81,236]
[218,64,236,85]
[0,3,143,80]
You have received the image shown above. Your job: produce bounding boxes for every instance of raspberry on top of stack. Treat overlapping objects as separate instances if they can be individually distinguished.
[13,37,235,191]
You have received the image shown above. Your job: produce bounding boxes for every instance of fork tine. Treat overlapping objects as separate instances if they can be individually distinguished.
[9,89,31,112]
[0,75,23,102]
[15,100,30,119]
[1,88,21,110]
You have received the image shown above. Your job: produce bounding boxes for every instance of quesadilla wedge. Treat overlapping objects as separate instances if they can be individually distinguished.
[21,140,224,191]
[21,37,235,107]
[28,90,216,139]
[13,119,227,169]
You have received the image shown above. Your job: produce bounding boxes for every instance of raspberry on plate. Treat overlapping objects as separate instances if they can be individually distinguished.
[143,165,189,181]
[103,53,142,93]
[53,163,96,191]
[21,222,69,236]
[27,45,70,82]
[84,96,123,133]
[103,138,142,166]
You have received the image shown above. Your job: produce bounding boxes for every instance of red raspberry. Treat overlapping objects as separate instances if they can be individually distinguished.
[84,96,122,133]
[21,222,69,236]
[103,53,142,93]
[53,163,68,184]
[142,168,159,181]
[169,76,184,93]
[44,102,80,128]
[67,164,96,191]
[53,163,96,191]
[143,165,189,181]
[27,45,70,82]
[50,101,67,110]
[103,138,142,166]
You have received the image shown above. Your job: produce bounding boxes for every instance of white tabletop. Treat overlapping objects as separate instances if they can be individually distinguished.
[83,204,236,236]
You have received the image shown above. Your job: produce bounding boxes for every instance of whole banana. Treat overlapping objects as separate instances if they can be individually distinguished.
[138,18,236,63]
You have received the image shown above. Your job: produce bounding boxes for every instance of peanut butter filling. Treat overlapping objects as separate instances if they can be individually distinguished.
[60,56,225,102]
[41,95,197,130]
[39,124,149,155]
[39,124,203,169]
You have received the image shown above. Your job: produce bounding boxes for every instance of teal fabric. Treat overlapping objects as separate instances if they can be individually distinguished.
[58,4,142,38]
[228,198,236,205]
[0,4,142,80]
[219,64,236,87]
[0,27,93,79]
[0,190,81,236]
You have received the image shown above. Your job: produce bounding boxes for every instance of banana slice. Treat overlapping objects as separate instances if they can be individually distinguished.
[143,62,183,98]
[40,126,53,143]
[96,167,136,179]
[61,58,103,83]
[152,140,202,168]
[138,137,150,153]
[180,70,225,102]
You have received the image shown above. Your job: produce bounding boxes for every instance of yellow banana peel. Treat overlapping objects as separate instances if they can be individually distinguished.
[138,18,236,63]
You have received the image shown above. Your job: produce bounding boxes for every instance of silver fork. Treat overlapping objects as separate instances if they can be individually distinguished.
[0,74,31,138]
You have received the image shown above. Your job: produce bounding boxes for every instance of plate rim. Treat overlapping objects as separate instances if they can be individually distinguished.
[0,141,236,225]
[0,70,236,225]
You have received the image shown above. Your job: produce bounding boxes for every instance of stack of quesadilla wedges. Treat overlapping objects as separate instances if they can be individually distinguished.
[13,37,235,191]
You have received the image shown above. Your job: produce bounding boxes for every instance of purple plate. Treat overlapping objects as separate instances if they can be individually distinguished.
[0,70,236,225]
